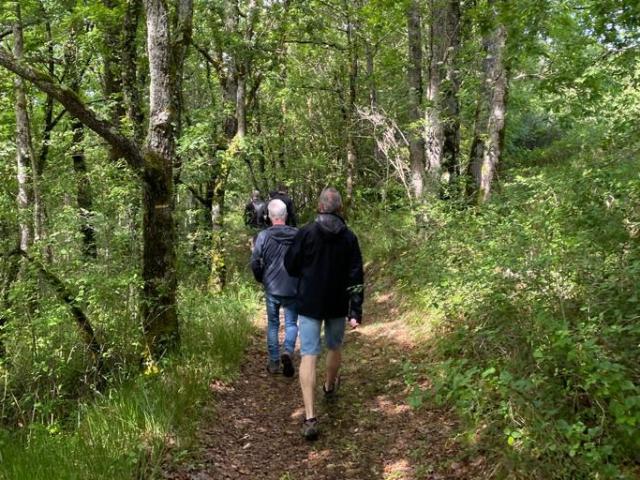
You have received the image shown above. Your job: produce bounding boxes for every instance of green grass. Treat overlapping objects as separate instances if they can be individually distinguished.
[0,282,258,480]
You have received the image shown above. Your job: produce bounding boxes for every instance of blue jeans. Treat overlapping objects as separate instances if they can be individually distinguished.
[265,294,298,362]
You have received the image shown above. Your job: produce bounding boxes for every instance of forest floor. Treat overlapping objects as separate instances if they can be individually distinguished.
[163,279,487,480]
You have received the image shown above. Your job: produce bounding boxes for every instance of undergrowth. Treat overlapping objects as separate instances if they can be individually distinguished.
[0,283,258,479]
[362,146,640,479]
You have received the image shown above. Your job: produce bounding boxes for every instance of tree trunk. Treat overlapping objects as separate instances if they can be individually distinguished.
[442,0,461,182]
[13,4,34,252]
[468,19,508,204]
[171,0,194,185]
[208,0,244,292]
[426,0,461,190]
[236,71,247,139]
[71,121,98,258]
[365,43,383,165]
[406,0,425,200]
[344,17,358,213]
[65,24,98,259]
[141,0,181,358]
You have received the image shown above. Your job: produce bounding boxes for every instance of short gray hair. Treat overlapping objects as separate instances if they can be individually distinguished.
[318,187,342,214]
[268,198,287,221]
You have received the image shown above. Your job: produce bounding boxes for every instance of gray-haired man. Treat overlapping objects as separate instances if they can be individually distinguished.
[251,199,299,376]
[284,188,364,440]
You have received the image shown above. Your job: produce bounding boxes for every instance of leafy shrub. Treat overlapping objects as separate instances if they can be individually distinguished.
[391,148,640,478]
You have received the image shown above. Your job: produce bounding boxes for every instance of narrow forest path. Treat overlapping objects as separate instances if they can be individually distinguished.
[163,285,487,480]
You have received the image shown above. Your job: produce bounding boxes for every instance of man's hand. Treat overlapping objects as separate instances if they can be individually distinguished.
[348,318,359,329]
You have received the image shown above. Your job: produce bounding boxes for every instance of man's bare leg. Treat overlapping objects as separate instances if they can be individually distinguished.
[325,349,341,390]
[300,354,317,419]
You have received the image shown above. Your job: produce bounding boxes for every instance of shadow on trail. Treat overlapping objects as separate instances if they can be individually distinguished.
[164,289,485,480]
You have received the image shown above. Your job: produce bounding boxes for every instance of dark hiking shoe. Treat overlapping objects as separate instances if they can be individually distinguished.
[281,352,295,378]
[302,417,319,441]
[323,375,340,401]
[266,360,280,374]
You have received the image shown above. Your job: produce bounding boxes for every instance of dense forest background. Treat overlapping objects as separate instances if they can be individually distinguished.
[0,0,639,478]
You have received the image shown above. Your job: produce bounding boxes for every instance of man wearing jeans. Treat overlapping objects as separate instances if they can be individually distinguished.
[251,199,299,377]
[284,187,364,440]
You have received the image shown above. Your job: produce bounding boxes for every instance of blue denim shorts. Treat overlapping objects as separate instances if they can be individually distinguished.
[298,315,346,356]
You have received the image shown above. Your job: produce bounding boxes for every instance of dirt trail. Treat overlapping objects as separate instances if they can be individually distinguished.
[164,290,485,480]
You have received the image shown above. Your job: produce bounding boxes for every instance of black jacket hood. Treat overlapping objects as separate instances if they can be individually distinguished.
[315,213,346,237]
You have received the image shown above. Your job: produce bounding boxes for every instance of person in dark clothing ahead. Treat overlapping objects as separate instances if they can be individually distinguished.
[251,199,299,377]
[268,184,297,227]
[244,190,267,230]
[284,187,364,441]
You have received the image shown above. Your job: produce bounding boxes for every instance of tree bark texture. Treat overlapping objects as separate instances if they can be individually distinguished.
[13,4,34,252]
[406,0,426,200]
[426,0,461,187]
[468,21,508,204]
[142,0,180,358]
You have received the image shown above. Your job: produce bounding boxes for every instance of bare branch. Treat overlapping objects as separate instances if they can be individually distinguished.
[357,106,412,199]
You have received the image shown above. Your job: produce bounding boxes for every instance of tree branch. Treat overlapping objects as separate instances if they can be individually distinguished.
[0,47,145,174]
[191,40,224,76]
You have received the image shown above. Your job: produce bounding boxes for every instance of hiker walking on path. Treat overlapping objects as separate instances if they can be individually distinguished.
[245,190,267,230]
[268,184,297,227]
[284,187,364,441]
[251,199,299,377]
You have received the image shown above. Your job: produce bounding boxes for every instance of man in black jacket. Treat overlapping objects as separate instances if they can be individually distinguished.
[284,187,364,440]
[251,199,299,377]
[268,184,297,227]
